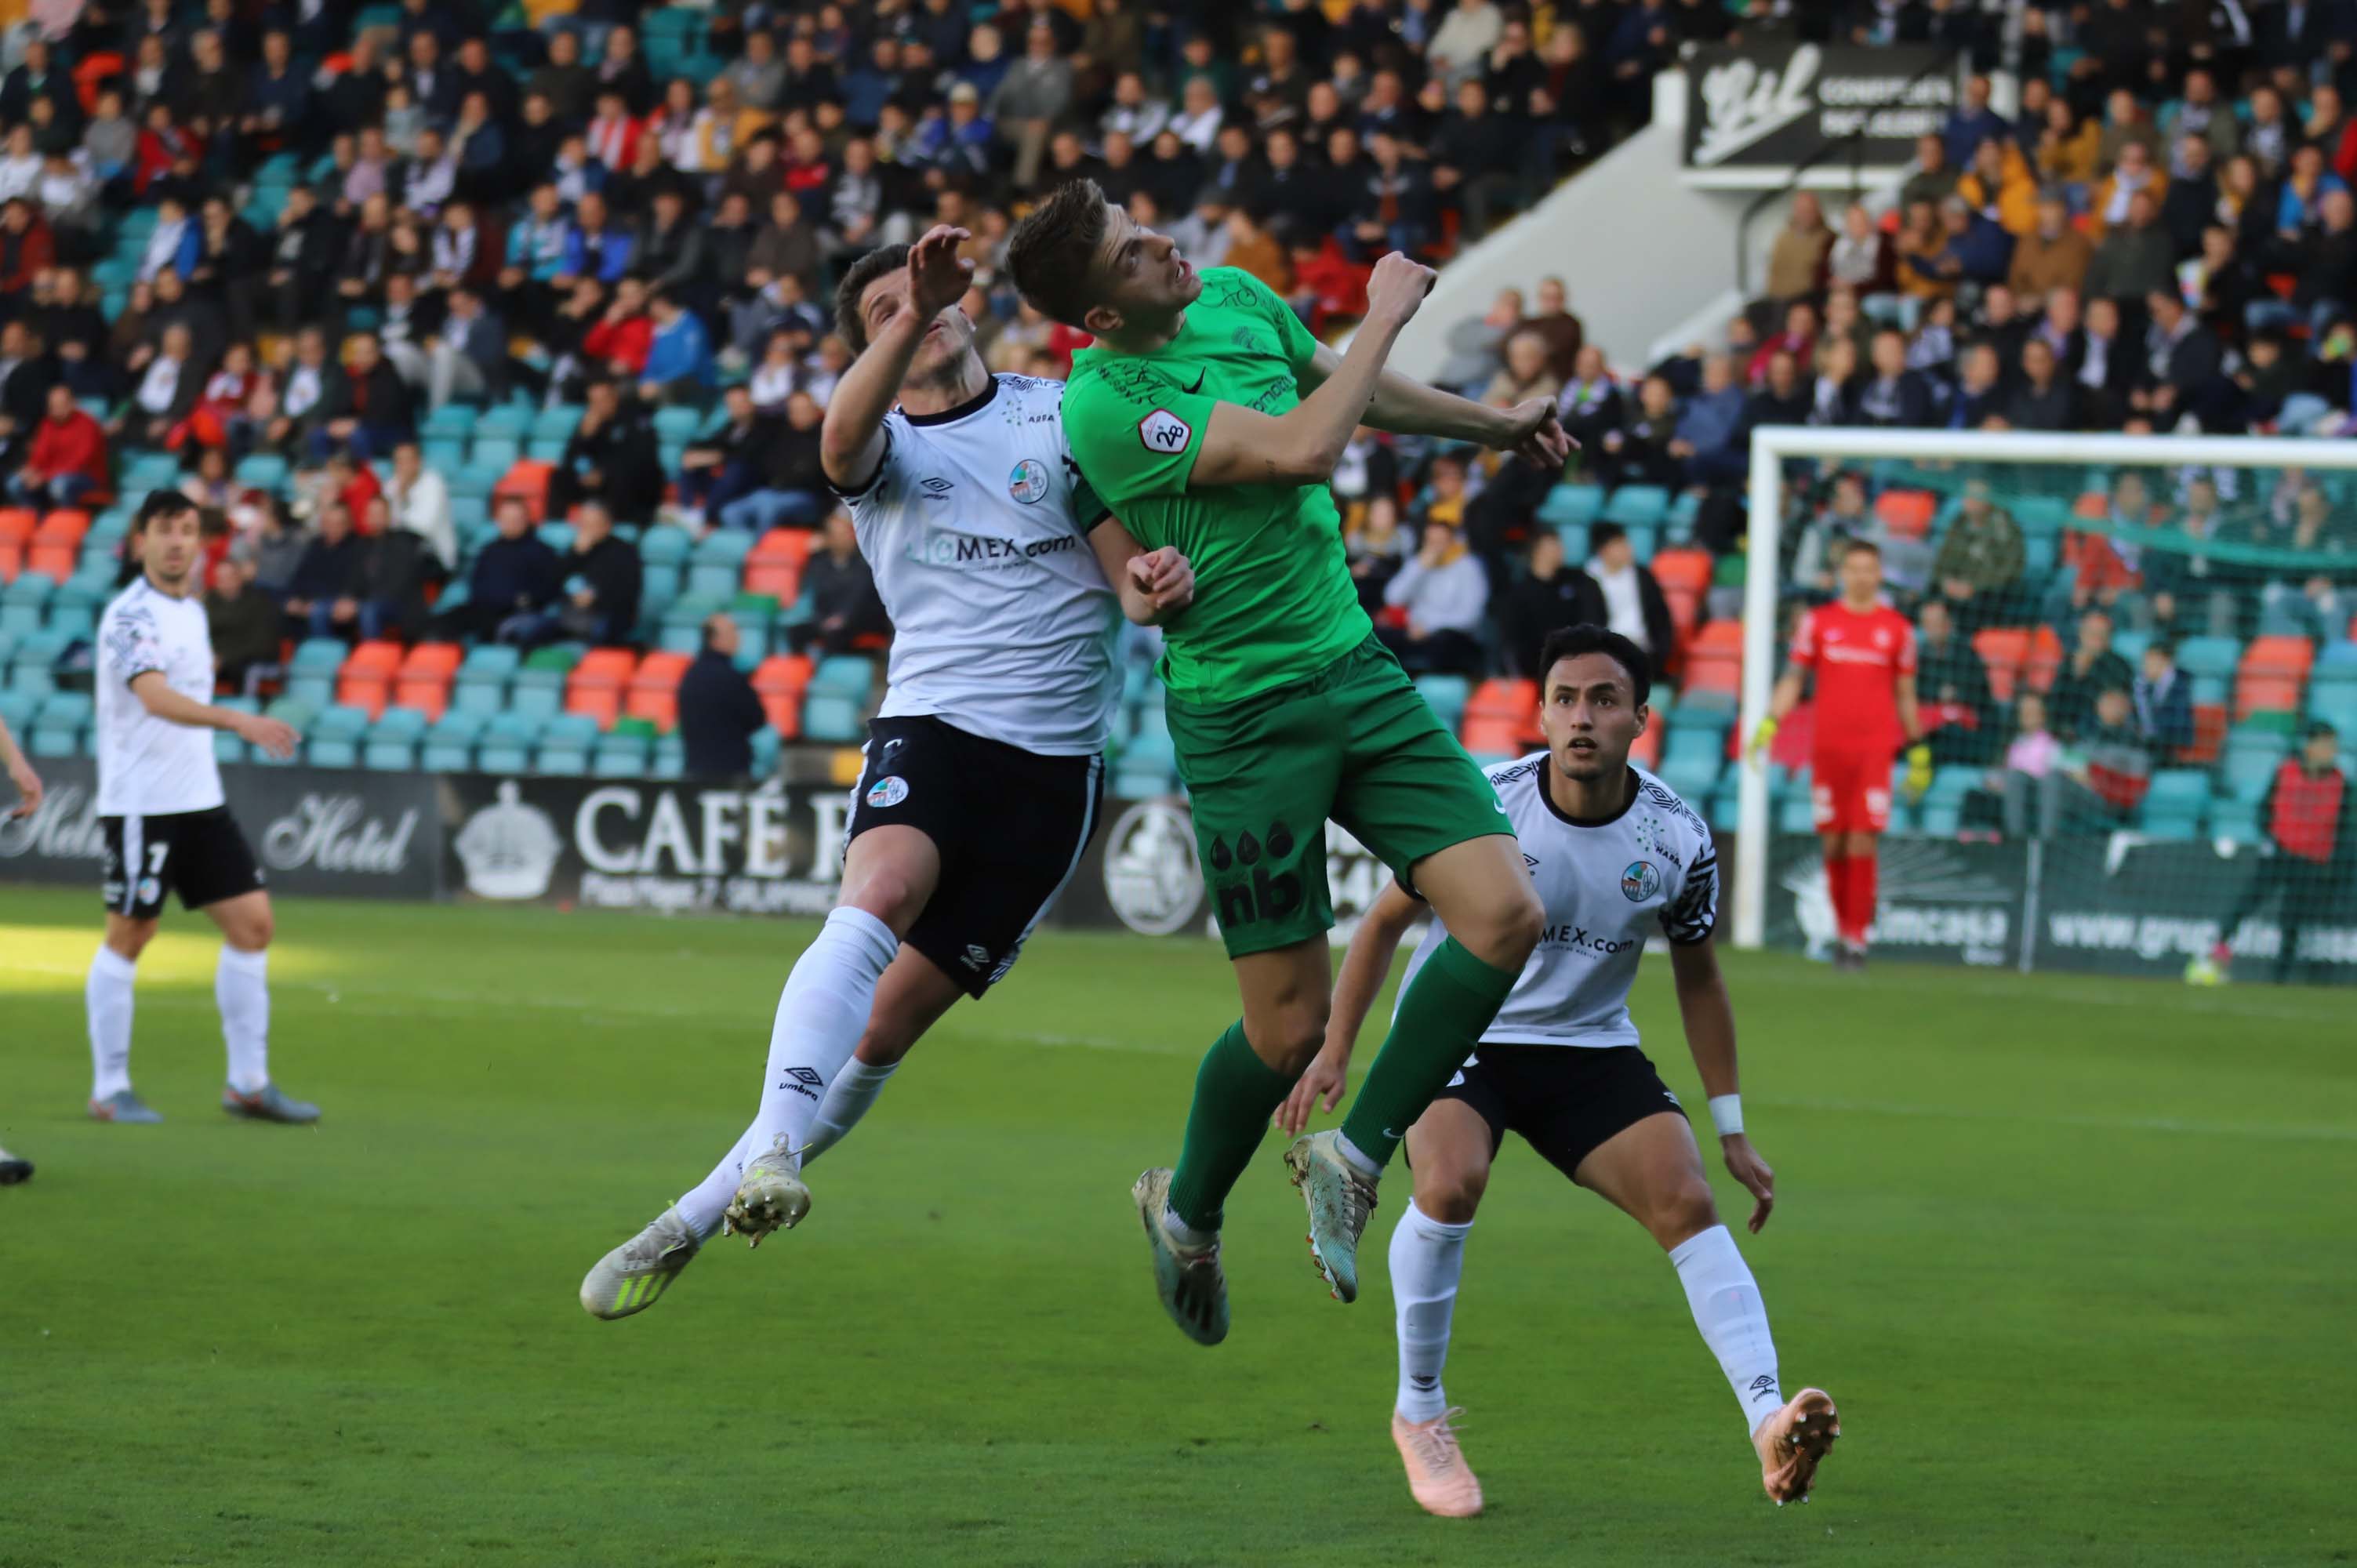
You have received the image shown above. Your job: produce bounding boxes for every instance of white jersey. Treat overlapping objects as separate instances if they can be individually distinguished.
[95,575,225,817]
[1400,755,1717,1050]
[835,373,1121,756]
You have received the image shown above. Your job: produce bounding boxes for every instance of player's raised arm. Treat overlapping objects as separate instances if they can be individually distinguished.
[1304,343,1573,472]
[1182,253,1438,490]
[127,673,299,760]
[1666,938,1774,1234]
[0,709,40,818]
[1085,517,1195,626]
[1277,879,1423,1135]
[820,224,974,492]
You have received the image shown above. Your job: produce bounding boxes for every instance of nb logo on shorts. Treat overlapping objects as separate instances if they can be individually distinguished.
[1208,819,1302,931]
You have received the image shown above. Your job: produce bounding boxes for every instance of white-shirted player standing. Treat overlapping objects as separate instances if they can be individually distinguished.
[1284,625,1839,1517]
[86,491,318,1125]
[2,704,42,1180]
[581,226,1195,1318]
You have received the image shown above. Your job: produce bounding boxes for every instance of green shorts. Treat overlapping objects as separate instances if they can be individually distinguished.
[1164,634,1513,958]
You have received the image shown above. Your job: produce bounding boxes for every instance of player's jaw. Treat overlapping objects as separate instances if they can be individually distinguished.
[140,534,202,593]
[909,304,978,381]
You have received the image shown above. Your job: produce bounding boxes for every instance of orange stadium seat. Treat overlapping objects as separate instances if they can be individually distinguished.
[1651,548,1712,595]
[336,669,390,719]
[0,544,20,583]
[754,653,812,736]
[35,510,91,547]
[2021,626,2063,693]
[624,652,692,731]
[1465,678,1539,745]
[2186,702,2228,764]
[25,544,76,581]
[1973,628,2028,702]
[565,648,638,728]
[1873,489,1937,539]
[1630,724,1663,769]
[493,461,554,521]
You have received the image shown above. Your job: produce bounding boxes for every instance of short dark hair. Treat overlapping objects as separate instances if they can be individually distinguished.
[1538,623,1652,706]
[1589,521,1627,550]
[1842,537,1881,560]
[132,488,196,532]
[833,241,912,353]
[1007,178,1111,328]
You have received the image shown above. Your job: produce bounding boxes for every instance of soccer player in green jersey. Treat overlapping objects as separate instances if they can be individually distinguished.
[1008,180,1571,1344]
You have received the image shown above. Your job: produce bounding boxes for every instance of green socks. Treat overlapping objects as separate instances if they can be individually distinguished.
[1339,936,1520,1171]
[1168,1021,1299,1233]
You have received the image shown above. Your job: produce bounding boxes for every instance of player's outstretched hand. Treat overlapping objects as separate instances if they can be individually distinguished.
[1128,546,1195,619]
[1720,1134,1775,1233]
[906,223,975,318]
[1499,398,1575,470]
[1274,1046,1348,1137]
[238,713,300,761]
[1364,252,1438,328]
[6,753,41,818]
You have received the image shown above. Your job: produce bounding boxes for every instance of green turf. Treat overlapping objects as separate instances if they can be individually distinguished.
[1,884,2350,1566]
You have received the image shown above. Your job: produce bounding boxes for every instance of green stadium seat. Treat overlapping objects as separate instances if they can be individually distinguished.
[1601,485,1669,530]
[1538,484,1604,528]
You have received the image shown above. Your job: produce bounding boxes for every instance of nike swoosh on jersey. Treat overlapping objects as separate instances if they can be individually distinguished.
[1184,370,1205,394]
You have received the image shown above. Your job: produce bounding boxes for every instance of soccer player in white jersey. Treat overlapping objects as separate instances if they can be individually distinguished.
[85,491,318,1125]
[1282,625,1839,1517]
[580,227,1194,1318]
[2,704,40,1181]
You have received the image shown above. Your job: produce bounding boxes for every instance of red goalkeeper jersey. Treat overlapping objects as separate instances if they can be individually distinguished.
[1789,601,1916,756]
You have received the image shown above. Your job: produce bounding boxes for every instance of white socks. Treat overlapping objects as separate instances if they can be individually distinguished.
[85,945,136,1101]
[1669,1224,1784,1433]
[745,906,900,1164]
[1389,1200,1473,1423]
[801,1058,899,1167]
[216,946,271,1094]
[677,1126,755,1241]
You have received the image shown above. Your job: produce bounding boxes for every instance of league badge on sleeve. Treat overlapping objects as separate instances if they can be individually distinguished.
[1138,408,1192,453]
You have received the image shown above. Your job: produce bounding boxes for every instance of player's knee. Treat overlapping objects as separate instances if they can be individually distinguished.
[854,1018,919,1067]
[1249,1007,1327,1076]
[106,921,156,960]
[1464,884,1543,968]
[1647,1179,1721,1249]
[841,869,924,931]
[232,908,275,951]
[1415,1164,1487,1225]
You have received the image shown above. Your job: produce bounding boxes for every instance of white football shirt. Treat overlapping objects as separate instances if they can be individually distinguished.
[1398,756,1717,1050]
[95,575,226,817]
[834,373,1121,756]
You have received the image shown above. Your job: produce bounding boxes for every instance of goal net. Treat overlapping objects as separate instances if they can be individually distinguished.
[1733,428,2356,986]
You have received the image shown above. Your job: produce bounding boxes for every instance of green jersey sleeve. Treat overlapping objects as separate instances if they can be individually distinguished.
[1064,360,1222,506]
[1220,267,1320,376]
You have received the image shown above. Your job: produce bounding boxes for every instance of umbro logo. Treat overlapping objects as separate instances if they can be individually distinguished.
[1748,1375,1779,1403]
[1409,1374,1438,1391]
[921,477,954,500]
[779,1065,824,1102]
[961,943,990,970]
[1522,852,1540,871]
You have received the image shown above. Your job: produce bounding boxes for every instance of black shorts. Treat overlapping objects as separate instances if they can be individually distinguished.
[1430,1044,1687,1180]
[100,806,266,919]
[847,714,1104,999]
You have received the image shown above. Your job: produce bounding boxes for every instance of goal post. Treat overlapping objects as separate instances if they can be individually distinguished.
[1734,426,2357,978]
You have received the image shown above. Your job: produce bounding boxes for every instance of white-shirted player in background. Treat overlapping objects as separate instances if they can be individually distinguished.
[1283,624,1838,1518]
[87,491,318,1125]
[2,704,42,1179]
[582,227,1194,1318]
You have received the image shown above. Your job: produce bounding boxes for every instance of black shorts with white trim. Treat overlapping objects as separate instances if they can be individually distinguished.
[1427,1044,1688,1179]
[847,713,1104,998]
[100,806,265,919]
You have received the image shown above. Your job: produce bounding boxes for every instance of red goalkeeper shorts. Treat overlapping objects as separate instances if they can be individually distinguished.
[1810,747,1895,834]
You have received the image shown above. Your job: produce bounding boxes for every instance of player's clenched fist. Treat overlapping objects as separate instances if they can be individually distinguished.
[1364,252,1438,327]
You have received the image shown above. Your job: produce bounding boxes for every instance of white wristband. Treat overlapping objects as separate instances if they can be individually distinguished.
[1708,1094,1744,1138]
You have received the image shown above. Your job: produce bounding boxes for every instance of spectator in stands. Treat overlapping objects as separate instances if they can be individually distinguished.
[1988,690,2062,839]
[552,378,663,524]
[1482,329,1560,412]
[1956,136,2036,237]
[1901,133,1957,212]
[1500,528,1597,681]
[2257,483,2357,637]
[2209,720,2353,983]
[282,499,364,641]
[1934,193,2014,286]
[678,612,768,782]
[640,289,716,406]
[719,390,827,534]
[1763,191,1833,314]
[990,16,1075,190]
[205,557,281,696]
[316,333,412,460]
[1792,471,1874,602]
[1931,478,2027,628]
[1948,340,2008,430]
[1346,492,1411,615]
[1669,352,1747,487]
[1914,597,1999,764]
[1584,521,1672,664]
[788,510,888,656]
[2139,286,2224,421]
[2049,608,2135,741]
[387,441,454,575]
[430,495,561,644]
[426,285,505,412]
[1432,76,1523,238]
[1380,518,1490,677]
[2163,135,2219,257]
[1892,199,1955,321]
[508,500,641,648]
[2009,193,2093,309]
[340,495,437,642]
[2131,639,2194,758]
[1828,201,1889,296]
[1853,327,1938,427]
[2057,684,2154,831]
[234,497,307,606]
[2142,474,2246,639]
[1596,373,1680,488]
[1517,277,1585,383]
[2085,190,2176,312]
[1945,75,2009,169]
[2073,295,2138,426]
[12,383,104,506]
[1556,343,1623,457]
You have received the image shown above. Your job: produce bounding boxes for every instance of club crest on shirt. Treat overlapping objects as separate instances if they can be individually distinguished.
[1008,457,1048,504]
[1620,860,1661,902]
[866,775,909,808]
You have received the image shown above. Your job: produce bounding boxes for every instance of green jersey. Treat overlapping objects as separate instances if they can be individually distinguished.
[1062,267,1371,702]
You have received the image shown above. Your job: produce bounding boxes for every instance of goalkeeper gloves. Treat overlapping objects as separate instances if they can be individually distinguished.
[1747,716,1778,761]
[1903,742,1934,801]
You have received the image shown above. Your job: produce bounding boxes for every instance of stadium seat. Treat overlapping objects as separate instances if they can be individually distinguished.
[1538,485,1604,529]
[591,732,652,776]
[1464,677,1539,750]
[2020,626,2064,695]
[2141,768,2210,838]
[508,667,566,722]
[420,712,485,772]
[753,653,812,735]
[625,652,692,731]
[1874,488,1937,539]
[1413,673,1469,731]
[475,711,542,774]
[638,525,693,567]
[536,713,599,774]
[1651,548,1712,597]
[1600,485,1669,530]
[2175,636,2241,680]
[492,460,554,521]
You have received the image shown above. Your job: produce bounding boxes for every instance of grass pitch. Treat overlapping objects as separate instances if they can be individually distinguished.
[0,884,2350,1566]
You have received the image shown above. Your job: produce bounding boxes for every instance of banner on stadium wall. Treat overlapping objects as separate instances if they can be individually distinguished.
[1683,44,1956,183]
[0,758,441,900]
[437,774,857,916]
[1765,834,2357,983]
[1060,795,1405,945]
